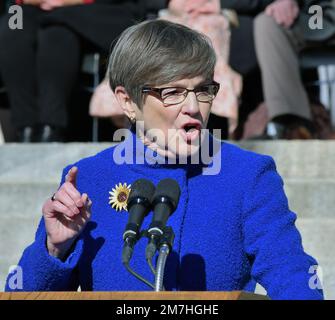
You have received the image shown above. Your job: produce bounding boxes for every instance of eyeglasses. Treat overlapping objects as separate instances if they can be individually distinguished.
[141,81,220,106]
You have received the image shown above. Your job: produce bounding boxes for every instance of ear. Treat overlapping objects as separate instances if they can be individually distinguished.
[114,86,137,119]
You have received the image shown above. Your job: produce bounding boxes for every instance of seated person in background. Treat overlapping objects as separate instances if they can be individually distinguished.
[218,0,274,140]
[5,20,323,300]
[254,0,335,139]
[0,0,146,142]
[90,0,242,138]
[160,0,242,135]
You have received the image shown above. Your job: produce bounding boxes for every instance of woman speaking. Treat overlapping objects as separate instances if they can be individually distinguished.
[5,20,323,299]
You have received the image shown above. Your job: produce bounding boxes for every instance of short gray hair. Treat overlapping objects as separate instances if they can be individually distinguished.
[108,19,216,108]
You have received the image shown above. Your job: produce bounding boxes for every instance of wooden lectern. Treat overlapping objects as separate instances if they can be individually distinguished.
[0,291,269,300]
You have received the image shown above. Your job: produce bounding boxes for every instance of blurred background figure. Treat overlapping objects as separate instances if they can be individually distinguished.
[2,0,334,142]
[160,0,242,136]
[219,0,335,140]
[219,0,270,140]
[253,0,335,139]
[0,0,148,142]
[89,0,242,139]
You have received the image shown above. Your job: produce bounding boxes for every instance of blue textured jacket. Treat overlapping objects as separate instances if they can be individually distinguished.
[5,133,323,299]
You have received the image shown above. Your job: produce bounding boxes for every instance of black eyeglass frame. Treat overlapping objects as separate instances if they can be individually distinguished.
[141,81,220,106]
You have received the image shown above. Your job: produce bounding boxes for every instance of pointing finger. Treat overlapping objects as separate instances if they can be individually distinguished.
[65,166,78,188]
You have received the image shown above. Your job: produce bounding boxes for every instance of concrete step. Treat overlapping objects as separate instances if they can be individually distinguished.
[283,179,335,218]
[0,183,57,217]
[238,140,335,180]
[296,218,335,261]
[0,215,41,291]
[0,143,112,184]
[0,141,335,182]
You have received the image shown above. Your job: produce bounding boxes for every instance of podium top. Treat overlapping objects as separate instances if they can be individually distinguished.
[0,291,269,300]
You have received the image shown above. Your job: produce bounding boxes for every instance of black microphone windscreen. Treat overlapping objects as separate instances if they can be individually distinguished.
[153,178,181,211]
[127,179,155,207]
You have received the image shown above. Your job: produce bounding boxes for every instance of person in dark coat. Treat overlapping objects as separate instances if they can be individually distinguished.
[0,0,151,142]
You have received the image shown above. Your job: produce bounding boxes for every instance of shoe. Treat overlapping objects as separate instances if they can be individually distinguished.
[310,102,334,139]
[248,120,314,140]
[284,124,314,139]
[246,122,285,140]
[16,126,34,143]
[266,115,315,139]
[38,125,65,143]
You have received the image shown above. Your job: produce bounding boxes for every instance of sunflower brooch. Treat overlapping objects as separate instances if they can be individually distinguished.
[108,183,131,212]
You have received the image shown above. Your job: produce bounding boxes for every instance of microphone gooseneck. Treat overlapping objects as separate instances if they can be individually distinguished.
[122,178,155,282]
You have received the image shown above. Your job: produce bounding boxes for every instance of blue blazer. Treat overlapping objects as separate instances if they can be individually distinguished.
[5,133,323,299]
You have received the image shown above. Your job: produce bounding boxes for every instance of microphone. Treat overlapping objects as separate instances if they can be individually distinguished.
[122,178,155,265]
[146,179,181,263]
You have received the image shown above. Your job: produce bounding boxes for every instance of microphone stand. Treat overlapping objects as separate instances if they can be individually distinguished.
[154,226,175,292]
[155,245,170,291]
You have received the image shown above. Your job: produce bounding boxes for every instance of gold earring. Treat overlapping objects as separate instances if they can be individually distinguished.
[129,115,136,124]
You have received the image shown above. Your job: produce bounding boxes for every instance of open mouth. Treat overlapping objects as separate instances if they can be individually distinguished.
[181,123,201,142]
[184,124,199,133]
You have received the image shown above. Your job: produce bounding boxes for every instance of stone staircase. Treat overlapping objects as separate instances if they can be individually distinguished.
[0,141,334,299]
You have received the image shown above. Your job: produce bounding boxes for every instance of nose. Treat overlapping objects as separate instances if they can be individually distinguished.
[181,92,200,116]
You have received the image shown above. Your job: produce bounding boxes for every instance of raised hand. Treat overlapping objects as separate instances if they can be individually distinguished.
[42,166,92,260]
[265,0,299,28]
